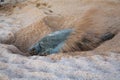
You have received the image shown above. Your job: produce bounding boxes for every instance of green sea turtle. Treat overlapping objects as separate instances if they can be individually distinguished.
[28,29,73,56]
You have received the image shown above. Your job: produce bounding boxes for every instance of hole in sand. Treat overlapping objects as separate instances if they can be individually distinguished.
[77,32,116,51]
[14,30,117,56]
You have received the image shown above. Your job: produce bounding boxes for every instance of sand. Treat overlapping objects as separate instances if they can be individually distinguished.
[0,0,120,80]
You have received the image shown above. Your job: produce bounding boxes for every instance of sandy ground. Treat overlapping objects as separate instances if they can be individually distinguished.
[0,44,120,80]
[0,0,120,80]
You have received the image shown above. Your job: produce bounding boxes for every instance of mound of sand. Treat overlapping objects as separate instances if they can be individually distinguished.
[0,44,120,80]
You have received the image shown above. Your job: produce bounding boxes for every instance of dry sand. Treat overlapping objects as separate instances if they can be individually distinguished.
[0,0,120,80]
